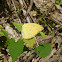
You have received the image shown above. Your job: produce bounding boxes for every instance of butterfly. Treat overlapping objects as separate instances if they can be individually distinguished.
[22,23,44,39]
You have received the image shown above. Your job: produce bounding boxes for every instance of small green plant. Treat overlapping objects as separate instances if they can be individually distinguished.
[0,26,8,49]
[55,0,62,5]
[34,43,51,57]
[0,23,52,62]
[0,25,3,29]
[8,38,24,62]
[17,6,22,15]
[24,38,36,48]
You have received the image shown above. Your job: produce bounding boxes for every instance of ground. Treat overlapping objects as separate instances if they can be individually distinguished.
[0,0,62,62]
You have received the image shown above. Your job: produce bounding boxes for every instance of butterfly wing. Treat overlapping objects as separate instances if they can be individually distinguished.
[22,23,44,39]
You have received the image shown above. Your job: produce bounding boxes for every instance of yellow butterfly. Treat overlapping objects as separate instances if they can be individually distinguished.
[22,23,44,39]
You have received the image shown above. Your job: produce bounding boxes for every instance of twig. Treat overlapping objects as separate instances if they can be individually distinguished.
[55,26,62,34]
[29,12,36,23]
[40,35,53,41]
[34,37,39,46]
[23,0,27,9]
[19,0,31,23]
[26,16,30,23]
[0,17,7,25]
[50,17,62,26]
[3,55,8,62]
[19,0,35,23]
[25,0,35,23]
[0,17,9,20]
[19,0,26,15]
[33,0,40,8]
[11,0,21,23]
[27,0,33,14]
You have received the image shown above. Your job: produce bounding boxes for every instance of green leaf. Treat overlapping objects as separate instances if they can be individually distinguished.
[0,36,7,49]
[0,29,9,49]
[23,46,30,51]
[34,43,52,58]
[0,25,3,27]
[0,29,8,48]
[0,25,3,29]
[24,38,36,48]
[55,0,62,5]
[0,31,4,35]
[1,29,8,37]
[37,32,47,37]
[12,21,22,32]
[8,38,24,62]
